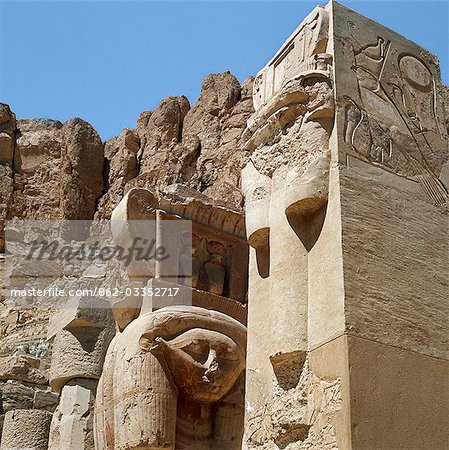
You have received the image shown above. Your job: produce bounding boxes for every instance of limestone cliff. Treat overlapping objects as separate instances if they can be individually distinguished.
[96,71,254,218]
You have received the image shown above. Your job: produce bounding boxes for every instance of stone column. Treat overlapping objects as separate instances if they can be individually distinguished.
[243,2,449,449]
[47,296,114,450]
[1,409,52,450]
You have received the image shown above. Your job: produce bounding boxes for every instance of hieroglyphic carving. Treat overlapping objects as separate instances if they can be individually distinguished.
[343,26,449,206]
[253,6,329,110]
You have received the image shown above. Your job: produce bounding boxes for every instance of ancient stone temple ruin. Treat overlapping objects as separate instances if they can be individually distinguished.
[0,2,448,449]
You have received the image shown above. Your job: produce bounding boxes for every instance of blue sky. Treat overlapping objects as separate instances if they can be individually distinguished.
[0,1,448,140]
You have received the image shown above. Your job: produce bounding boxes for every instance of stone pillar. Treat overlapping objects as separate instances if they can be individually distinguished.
[47,296,114,450]
[332,2,449,448]
[95,186,249,449]
[48,379,97,450]
[0,409,52,450]
[243,2,449,449]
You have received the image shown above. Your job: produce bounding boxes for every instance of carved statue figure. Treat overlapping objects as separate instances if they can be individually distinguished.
[243,5,334,249]
[94,306,246,450]
[241,6,338,449]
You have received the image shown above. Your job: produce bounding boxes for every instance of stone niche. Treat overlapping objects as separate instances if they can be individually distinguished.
[242,1,448,450]
[94,184,248,449]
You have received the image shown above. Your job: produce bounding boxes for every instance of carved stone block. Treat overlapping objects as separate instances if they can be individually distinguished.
[243,2,449,449]
[94,306,246,449]
[0,409,51,450]
[48,378,97,450]
[47,295,113,340]
[0,354,47,384]
[49,326,114,392]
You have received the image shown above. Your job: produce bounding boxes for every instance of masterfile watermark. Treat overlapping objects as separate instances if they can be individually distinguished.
[25,237,170,267]
[4,219,192,309]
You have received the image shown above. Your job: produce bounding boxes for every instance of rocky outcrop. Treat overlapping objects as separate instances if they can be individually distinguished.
[0,104,15,166]
[0,104,15,251]
[95,128,139,219]
[10,118,104,221]
[181,73,254,207]
[60,118,104,219]
[95,71,254,217]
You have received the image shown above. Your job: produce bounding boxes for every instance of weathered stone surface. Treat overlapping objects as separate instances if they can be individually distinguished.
[138,95,190,177]
[180,73,254,206]
[0,381,58,418]
[48,378,97,450]
[347,335,449,449]
[0,103,15,165]
[0,315,49,363]
[33,388,59,413]
[0,381,35,412]
[0,168,12,252]
[0,2,448,449]
[332,1,449,358]
[0,354,47,384]
[10,117,104,221]
[95,128,139,219]
[47,295,114,340]
[0,409,51,450]
[12,119,65,219]
[243,6,335,447]
[0,112,104,251]
[49,326,114,392]
[95,306,246,450]
[60,118,104,220]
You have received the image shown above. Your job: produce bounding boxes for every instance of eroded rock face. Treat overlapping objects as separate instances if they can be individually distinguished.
[182,74,255,206]
[0,166,13,252]
[0,103,15,165]
[95,128,139,219]
[96,71,254,217]
[60,118,104,219]
[12,119,65,219]
[9,117,104,220]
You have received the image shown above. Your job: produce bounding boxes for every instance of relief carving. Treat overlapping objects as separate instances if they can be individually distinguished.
[243,8,334,258]
[243,59,334,221]
[253,6,329,110]
[95,186,248,449]
[95,306,246,450]
[342,26,449,206]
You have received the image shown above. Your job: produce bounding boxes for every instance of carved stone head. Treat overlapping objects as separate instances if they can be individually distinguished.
[147,327,245,403]
[95,306,247,449]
